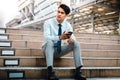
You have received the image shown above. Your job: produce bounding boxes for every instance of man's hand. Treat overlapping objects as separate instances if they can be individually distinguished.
[65,31,72,38]
[67,38,74,44]
[59,31,69,40]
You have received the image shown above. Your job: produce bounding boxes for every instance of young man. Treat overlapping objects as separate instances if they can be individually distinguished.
[42,4,86,80]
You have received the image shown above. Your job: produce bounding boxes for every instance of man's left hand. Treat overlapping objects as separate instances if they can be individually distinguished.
[67,38,74,44]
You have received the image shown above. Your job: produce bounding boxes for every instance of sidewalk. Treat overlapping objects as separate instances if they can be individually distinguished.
[87,78,120,80]
[17,78,120,80]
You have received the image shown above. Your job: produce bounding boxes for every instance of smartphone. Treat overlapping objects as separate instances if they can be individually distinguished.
[66,31,73,38]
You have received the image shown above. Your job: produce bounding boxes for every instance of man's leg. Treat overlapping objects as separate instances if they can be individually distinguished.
[73,41,86,80]
[54,41,83,67]
[42,40,59,80]
[54,41,86,80]
[54,43,73,58]
[42,40,54,67]
[73,41,83,67]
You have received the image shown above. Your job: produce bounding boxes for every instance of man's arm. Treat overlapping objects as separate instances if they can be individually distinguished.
[43,21,60,41]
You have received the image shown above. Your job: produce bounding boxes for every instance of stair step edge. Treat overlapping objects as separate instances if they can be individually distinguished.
[0,56,120,59]
[0,66,120,70]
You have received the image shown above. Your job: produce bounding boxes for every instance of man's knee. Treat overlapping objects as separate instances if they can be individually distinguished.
[74,41,80,47]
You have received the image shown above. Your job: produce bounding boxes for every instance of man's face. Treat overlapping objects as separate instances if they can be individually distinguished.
[56,7,67,23]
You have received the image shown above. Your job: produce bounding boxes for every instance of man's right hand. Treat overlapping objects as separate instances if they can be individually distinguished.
[59,31,69,40]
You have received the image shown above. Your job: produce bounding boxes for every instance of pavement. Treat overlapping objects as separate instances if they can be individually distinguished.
[86,78,120,80]
[13,78,120,80]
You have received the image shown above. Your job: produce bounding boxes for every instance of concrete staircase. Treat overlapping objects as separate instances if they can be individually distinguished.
[0,28,120,79]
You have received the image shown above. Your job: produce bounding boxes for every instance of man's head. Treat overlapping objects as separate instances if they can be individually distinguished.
[58,4,70,15]
[56,4,70,23]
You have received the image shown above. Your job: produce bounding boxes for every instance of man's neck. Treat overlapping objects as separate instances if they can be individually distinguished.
[57,20,63,24]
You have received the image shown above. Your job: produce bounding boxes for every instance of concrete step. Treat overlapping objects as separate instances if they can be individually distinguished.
[80,42,120,50]
[0,28,119,80]
[7,33,120,44]
[6,28,43,35]
[6,28,120,41]
[0,67,119,79]
[5,28,120,44]
[74,33,120,40]
[77,37,120,44]
[11,40,42,49]
[1,48,120,58]
[8,33,43,41]
[82,49,120,58]
[10,40,120,50]
[0,48,42,56]
[0,56,119,67]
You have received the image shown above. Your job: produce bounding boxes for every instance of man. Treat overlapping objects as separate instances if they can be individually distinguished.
[42,4,86,80]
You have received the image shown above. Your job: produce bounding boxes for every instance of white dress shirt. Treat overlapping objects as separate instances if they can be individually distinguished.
[42,17,76,46]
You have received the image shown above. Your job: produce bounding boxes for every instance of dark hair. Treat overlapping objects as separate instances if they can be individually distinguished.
[58,4,70,15]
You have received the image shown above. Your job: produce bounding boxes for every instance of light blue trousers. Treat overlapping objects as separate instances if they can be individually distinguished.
[42,40,83,68]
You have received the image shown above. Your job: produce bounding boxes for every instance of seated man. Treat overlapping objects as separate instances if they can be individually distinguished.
[42,4,86,80]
